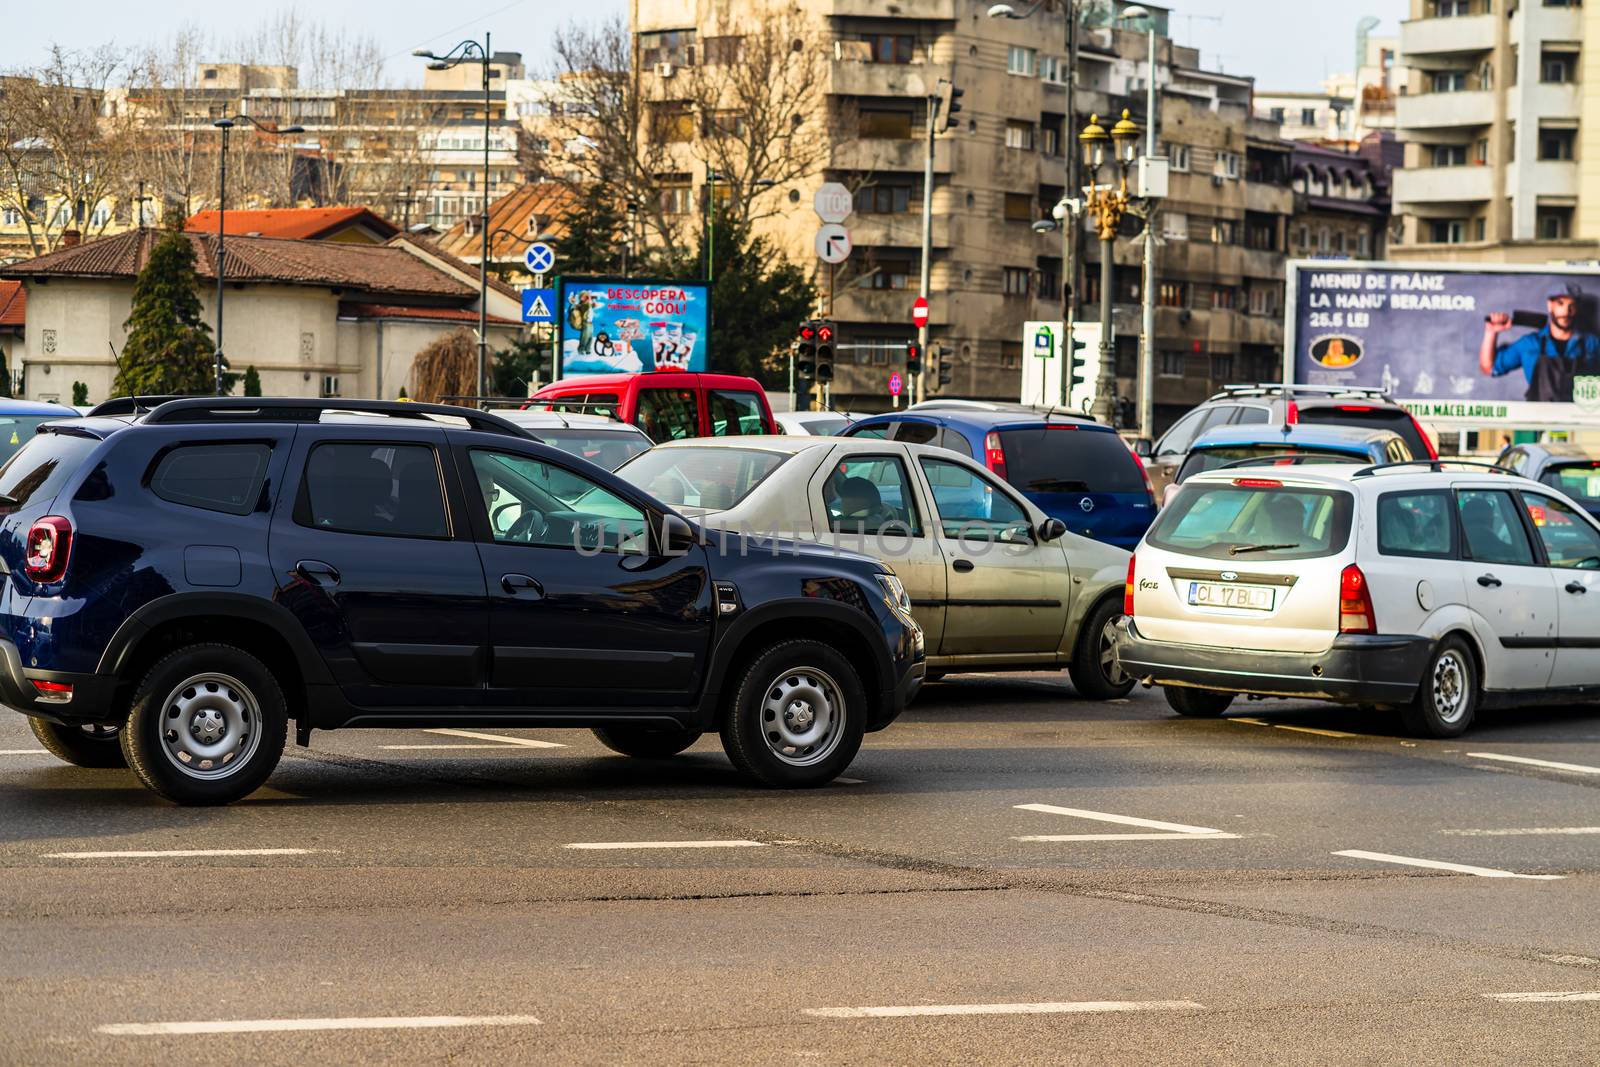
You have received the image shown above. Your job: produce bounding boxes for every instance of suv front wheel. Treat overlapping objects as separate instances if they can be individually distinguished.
[29,719,126,768]
[120,644,288,806]
[721,639,866,788]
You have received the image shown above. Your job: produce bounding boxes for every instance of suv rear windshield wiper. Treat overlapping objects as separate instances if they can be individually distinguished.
[1229,542,1299,555]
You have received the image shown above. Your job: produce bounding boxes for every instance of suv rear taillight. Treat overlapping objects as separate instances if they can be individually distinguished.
[983,431,1008,481]
[25,516,73,583]
[1285,401,1299,425]
[1407,412,1439,459]
[1339,563,1376,635]
[1124,555,1137,616]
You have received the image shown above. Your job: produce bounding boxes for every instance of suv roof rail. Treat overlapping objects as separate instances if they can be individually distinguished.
[437,395,533,410]
[1351,458,1516,478]
[1209,382,1392,402]
[87,394,205,417]
[138,397,526,436]
[908,398,1097,419]
[1216,453,1363,470]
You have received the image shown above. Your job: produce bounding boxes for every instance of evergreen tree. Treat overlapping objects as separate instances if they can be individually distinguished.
[555,184,628,276]
[398,385,408,400]
[114,230,215,397]
[242,366,262,397]
[71,381,88,406]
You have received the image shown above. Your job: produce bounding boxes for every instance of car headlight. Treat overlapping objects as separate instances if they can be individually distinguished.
[875,573,914,621]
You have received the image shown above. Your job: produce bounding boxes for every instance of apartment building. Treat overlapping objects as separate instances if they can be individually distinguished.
[1288,136,1397,262]
[1393,0,1598,261]
[631,0,1290,423]
[1256,32,1398,147]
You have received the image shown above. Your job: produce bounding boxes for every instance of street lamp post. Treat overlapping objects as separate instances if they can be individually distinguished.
[211,115,303,396]
[1078,110,1140,426]
[1120,4,1161,442]
[415,34,494,400]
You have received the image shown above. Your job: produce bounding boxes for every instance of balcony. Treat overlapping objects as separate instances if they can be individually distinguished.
[828,0,957,19]
[831,136,949,174]
[1513,83,1581,122]
[830,59,941,100]
[849,212,950,250]
[1399,15,1496,62]
[1391,164,1493,205]
[1395,90,1494,132]
[1507,160,1578,201]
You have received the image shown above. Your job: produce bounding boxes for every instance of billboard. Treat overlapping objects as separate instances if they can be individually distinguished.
[1286,261,1600,425]
[556,277,710,377]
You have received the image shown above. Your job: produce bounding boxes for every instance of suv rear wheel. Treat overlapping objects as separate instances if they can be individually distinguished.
[1401,636,1476,738]
[721,639,866,788]
[1069,598,1137,701]
[1165,687,1235,718]
[120,644,288,806]
[29,719,126,768]
[592,725,702,759]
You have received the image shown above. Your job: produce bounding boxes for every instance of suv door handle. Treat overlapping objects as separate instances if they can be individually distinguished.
[1476,573,1502,588]
[1567,581,1588,594]
[952,558,975,573]
[501,573,544,598]
[294,559,341,585]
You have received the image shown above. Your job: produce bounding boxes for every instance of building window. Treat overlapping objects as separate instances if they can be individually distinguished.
[1218,151,1240,179]
[1475,217,1487,241]
[1167,143,1191,172]
[1539,127,1576,160]
[1300,107,1317,127]
[2,207,20,226]
[1476,138,1490,164]
[866,256,914,289]
[1159,351,1186,377]
[1430,71,1467,93]
[1538,207,1574,241]
[1269,106,1285,122]
[651,102,694,143]
[1357,231,1372,257]
[1158,281,1189,307]
[1297,224,1310,249]
[1162,212,1188,241]
[641,29,697,68]
[1333,231,1346,254]
[1211,286,1238,310]
[1210,218,1238,244]
[859,106,915,139]
[861,33,914,63]
[1432,0,1471,14]
[320,375,340,398]
[1008,46,1037,76]
[1004,120,1034,150]
[1541,50,1577,83]
[855,183,913,213]
[1248,286,1277,316]
[658,176,692,215]
[1212,354,1234,380]
[1040,55,1068,85]
[1003,267,1031,296]
[702,36,744,65]
[1003,192,1034,221]
[1430,219,1465,244]
[1001,342,1023,370]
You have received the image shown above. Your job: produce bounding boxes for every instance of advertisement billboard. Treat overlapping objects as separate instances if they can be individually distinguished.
[1286,260,1600,425]
[556,277,710,377]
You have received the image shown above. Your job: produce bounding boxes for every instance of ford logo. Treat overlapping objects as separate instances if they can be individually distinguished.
[1220,570,1238,581]
[1078,497,1095,513]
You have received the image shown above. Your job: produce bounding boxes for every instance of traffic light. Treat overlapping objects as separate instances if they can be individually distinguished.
[795,320,817,379]
[1067,326,1103,414]
[905,340,922,377]
[930,343,952,390]
[934,79,964,132]
[815,320,836,384]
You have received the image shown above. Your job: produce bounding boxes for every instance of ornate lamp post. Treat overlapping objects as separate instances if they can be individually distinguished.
[1078,109,1140,425]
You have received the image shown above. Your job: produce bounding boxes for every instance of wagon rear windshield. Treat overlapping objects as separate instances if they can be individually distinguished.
[1146,482,1354,561]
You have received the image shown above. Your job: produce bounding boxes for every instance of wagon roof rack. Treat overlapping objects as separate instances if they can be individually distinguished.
[1216,453,1365,470]
[1209,383,1393,402]
[136,397,525,436]
[1351,459,1516,478]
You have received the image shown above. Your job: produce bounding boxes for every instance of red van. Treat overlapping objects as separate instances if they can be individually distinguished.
[528,372,778,443]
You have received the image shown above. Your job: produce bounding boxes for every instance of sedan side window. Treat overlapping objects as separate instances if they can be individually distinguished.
[636,388,699,442]
[919,457,1030,541]
[1457,489,1536,566]
[1523,492,1600,569]
[890,421,940,446]
[822,455,922,536]
[1155,409,1206,456]
[1235,406,1270,426]
[1377,491,1454,558]
[469,450,647,553]
[708,391,766,436]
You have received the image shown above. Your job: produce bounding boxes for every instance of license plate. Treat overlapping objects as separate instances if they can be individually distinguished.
[1187,581,1274,611]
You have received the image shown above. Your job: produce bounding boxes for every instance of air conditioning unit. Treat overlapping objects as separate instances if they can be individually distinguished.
[655,62,675,78]
[1211,173,1225,187]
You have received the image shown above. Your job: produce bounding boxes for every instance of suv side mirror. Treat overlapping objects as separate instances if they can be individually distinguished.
[1132,438,1153,458]
[659,513,698,556]
[1036,517,1068,542]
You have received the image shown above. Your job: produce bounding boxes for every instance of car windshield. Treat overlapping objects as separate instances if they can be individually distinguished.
[1146,482,1354,561]
[0,416,70,465]
[532,428,650,471]
[1177,446,1364,482]
[1540,462,1600,506]
[997,427,1144,493]
[616,446,789,512]
[0,428,98,512]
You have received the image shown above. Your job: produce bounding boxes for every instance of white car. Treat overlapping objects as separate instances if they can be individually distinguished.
[1114,460,1600,736]
[774,410,857,436]
[498,410,653,470]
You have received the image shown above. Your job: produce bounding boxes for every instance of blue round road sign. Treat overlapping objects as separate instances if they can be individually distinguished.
[525,242,556,274]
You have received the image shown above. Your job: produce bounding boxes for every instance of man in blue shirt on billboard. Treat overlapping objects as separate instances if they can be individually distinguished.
[1479,289,1600,402]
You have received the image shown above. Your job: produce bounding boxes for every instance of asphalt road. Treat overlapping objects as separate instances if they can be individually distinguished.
[2,675,1599,1065]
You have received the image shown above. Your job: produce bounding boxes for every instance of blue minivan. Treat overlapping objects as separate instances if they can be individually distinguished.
[840,403,1155,549]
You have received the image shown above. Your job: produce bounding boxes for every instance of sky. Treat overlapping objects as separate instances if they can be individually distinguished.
[1,0,1406,91]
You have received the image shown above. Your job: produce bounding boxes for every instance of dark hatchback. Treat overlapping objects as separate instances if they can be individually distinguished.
[1497,442,1600,519]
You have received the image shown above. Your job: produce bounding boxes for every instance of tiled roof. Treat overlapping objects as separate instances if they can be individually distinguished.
[0,280,22,329]
[387,233,521,300]
[437,183,580,264]
[184,207,400,241]
[339,302,520,326]
[1,230,475,300]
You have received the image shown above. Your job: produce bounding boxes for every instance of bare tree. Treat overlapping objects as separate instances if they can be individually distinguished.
[410,328,475,402]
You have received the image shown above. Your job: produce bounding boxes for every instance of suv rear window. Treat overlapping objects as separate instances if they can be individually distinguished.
[1297,406,1427,458]
[998,427,1144,493]
[1146,482,1354,561]
[1540,462,1600,508]
[0,430,97,511]
[1178,446,1363,482]
[152,444,270,515]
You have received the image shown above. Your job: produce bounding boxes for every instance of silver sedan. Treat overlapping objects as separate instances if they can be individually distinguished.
[613,435,1134,697]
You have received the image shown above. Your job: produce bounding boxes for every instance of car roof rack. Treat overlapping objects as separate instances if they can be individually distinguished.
[909,398,1098,420]
[1209,383,1393,402]
[1216,453,1364,470]
[87,395,204,417]
[138,397,525,436]
[1351,458,1516,478]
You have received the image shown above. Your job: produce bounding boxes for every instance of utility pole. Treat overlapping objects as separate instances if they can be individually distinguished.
[1062,1,1079,410]
[1138,17,1158,441]
[918,87,935,406]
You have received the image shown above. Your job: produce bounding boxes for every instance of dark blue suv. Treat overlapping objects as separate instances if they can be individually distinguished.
[0,398,922,805]
[842,403,1155,549]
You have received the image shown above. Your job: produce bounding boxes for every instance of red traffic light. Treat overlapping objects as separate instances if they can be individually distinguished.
[799,323,817,341]
[906,342,920,359]
[817,323,834,343]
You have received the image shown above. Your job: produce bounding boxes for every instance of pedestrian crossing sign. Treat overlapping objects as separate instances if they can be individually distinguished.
[521,288,557,324]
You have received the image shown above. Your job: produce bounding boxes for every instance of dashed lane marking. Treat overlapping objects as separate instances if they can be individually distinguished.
[563,840,767,851]
[1484,991,1600,1004]
[0,749,49,755]
[1333,850,1563,880]
[1231,717,1358,739]
[380,744,533,750]
[1013,803,1240,842]
[45,849,327,860]
[1468,752,1600,776]
[804,1000,1205,1020]
[1442,827,1600,837]
[97,1014,542,1036]
[423,729,564,749]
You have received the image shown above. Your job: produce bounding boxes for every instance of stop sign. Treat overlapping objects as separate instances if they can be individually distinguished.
[912,297,929,329]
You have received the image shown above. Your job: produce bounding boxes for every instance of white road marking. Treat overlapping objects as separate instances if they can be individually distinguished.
[563,840,767,851]
[1231,717,1357,739]
[46,849,325,860]
[1442,827,1600,837]
[0,748,50,755]
[1484,991,1600,1004]
[1013,803,1239,842]
[1468,752,1600,776]
[97,1014,542,1036]
[423,729,563,749]
[804,1000,1204,1020]
[1333,850,1563,880]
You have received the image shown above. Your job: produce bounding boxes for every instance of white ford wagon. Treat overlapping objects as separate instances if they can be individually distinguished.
[1113,459,1600,737]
